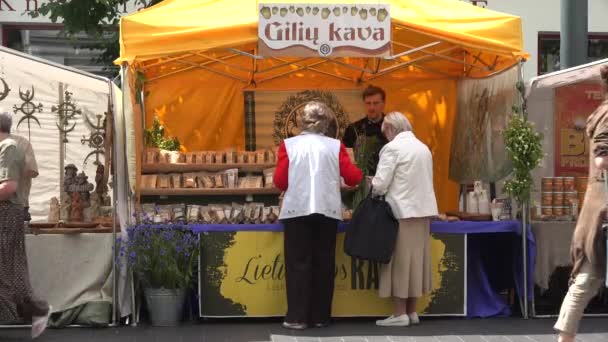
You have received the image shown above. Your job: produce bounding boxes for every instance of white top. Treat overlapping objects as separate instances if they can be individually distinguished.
[279,133,343,221]
[372,131,438,219]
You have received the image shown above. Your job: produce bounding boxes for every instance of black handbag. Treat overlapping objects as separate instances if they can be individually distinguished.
[344,188,399,264]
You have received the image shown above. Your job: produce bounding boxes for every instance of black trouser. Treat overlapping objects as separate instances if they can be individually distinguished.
[282,214,338,324]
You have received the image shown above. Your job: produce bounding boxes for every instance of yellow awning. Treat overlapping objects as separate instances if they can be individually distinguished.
[117,0,527,67]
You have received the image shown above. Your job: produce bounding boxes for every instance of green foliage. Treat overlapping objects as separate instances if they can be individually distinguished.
[144,116,181,151]
[118,225,199,289]
[31,0,163,66]
[502,81,544,204]
[351,135,381,209]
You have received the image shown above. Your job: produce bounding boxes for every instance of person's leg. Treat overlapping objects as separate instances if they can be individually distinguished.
[406,298,420,324]
[554,261,604,341]
[394,297,407,316]
[309,215,338,327]
[283,216,314,327]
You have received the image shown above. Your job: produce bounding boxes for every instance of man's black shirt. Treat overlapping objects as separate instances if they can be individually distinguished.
[342,117,388,175]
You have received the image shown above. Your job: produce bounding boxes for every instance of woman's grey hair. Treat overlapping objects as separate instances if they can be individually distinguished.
[299,101,335,135]
[0,111,12,134]
[382,111,412,134]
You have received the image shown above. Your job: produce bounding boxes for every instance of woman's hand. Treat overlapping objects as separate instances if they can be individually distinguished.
[594,156,608,170]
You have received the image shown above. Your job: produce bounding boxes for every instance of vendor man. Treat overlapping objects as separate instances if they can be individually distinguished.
[10,134,38,221]
[342,85,389,175]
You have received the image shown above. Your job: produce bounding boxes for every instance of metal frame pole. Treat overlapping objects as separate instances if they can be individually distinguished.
[522,201,529,319]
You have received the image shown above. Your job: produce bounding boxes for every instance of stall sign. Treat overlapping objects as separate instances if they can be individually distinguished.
[199,231,466,317]
[554,83,603,176]
[258,4,391,58]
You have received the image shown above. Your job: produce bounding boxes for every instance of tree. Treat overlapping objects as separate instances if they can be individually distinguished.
[30,0,163,67]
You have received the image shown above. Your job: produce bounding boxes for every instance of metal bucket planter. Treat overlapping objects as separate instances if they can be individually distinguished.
[144,288,186,326]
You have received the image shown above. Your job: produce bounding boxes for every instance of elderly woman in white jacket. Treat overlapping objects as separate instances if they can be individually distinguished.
[372,112,438,327]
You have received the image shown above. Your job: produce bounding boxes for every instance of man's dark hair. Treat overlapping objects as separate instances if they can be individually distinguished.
[362,85,386,102]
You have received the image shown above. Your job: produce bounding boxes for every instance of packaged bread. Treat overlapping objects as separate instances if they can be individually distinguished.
[210,205,227,224]
[172,204,186,221]
[263,168,275,188]
[195,152,206,164]
[197,172,215,188]
[251,203,264,224]
[145,148,159,164]
[225,151,236,164]
[204,152,215,164]
[157,205,172,222]
[183,173,197,188]
[231,203,244,224]
[157,150,169,164]
[170,173,182,188]
[157,174,171,189]
[224,169,238,188]
[256,150,266,164]
[247,152,257,164]
[187,205,200,222]
[237,151,247,164]
[142,175,158,189]
[262,207,272,223]
[267,149,276,164]
[213,173,225,188]
[269,206,280,223]
[214,151,225,164]
[140,203,156,222]
[185,152,197,164]
[200,206,213,224]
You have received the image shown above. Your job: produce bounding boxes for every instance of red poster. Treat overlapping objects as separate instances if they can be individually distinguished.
[554,83,603,176]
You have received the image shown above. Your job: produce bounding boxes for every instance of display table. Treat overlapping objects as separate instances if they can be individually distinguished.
[531,221,575,290]
[25,233,113,315]
[189,220,534,318]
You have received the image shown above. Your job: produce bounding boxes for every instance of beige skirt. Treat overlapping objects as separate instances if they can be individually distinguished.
[379,218,432,299]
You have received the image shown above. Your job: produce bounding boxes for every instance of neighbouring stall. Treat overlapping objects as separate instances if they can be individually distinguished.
[115,0,532,322]
[527,58,608,317]
[0,46,124,327]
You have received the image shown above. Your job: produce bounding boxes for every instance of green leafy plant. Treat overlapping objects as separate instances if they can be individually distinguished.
[117,224,199,289]
[351,135,381,209]
[502,81,544,204]
[144,116,181,151]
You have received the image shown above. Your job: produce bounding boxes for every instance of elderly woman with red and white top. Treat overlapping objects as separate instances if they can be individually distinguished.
[273,101,362,330]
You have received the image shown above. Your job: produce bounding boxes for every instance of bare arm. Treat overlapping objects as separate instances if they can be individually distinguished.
[0,180,17,201]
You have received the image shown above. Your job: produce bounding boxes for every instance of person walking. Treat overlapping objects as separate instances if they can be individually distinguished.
[554,65,608,342]
[0,111,51,338]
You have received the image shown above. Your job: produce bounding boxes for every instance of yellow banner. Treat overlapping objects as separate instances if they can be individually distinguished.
[200,231,465,317]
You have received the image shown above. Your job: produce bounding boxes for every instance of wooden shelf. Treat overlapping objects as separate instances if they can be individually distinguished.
[140,187,282,196]
[142,163,276,174]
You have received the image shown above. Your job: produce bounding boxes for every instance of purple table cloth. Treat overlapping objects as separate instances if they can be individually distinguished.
[187,220,535,318]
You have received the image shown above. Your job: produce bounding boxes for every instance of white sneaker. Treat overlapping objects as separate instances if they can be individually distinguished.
[408,312,420,325]
[376,314,410,327]
[32,305,52,339]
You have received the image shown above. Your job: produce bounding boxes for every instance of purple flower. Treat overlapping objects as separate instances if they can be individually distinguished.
[160,249,166,256]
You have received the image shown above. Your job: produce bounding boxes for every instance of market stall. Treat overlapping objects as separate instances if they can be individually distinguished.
[0,46,125,327]
[115,0,531,320]
[527,58,608,317]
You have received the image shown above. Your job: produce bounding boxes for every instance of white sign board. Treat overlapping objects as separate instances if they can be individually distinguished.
[258,3,390,58]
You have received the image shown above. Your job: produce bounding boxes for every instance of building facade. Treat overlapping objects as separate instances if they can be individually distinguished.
[479,0,608,81]
[0,0,142,77]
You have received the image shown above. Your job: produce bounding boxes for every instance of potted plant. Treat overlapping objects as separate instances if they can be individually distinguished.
[117,223,199,326]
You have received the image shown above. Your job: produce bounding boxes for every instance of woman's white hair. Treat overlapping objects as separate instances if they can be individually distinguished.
[382,111,412,134]
[298,101,335,135]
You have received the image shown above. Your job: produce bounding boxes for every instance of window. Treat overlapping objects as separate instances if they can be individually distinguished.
[538,32,608,75]
[3,25,117,78]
